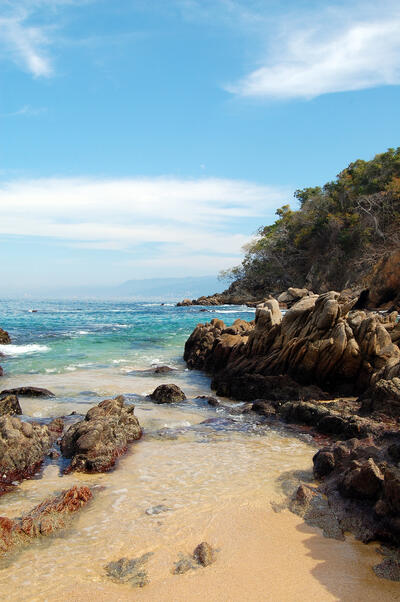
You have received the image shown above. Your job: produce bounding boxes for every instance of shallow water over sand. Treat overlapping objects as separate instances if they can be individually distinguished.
[0,301,399,600]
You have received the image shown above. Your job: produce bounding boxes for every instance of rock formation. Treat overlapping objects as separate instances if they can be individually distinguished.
[0,486,92,556]
[149,384,186,403]
[0,394,22,417]
[184,292,400,397]
[61,395,142,472]
[0,387,55,398]
[0,416,53,494]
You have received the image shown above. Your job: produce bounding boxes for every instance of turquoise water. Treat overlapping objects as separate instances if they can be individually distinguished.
[0,299,255,377]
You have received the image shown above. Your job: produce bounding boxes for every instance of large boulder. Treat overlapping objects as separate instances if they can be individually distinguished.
[0,394,22,417]
[0,416,53,493]
[340,458,384,500]
[150,384,186,404]
[60,395,142,473]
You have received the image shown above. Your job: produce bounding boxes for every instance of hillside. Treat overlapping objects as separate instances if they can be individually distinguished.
[216,148,400,303]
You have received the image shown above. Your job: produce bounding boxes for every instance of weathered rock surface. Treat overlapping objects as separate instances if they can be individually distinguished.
[0,394,22,416]
[193,542,217,566]
[149,384,186,404]
[0,416,53,493]
[0,329,11,344]
[0,386,55,398]
[185,291,400,397]
[60,395,142,472]
[368,250,400,309]
[0,486,92,556]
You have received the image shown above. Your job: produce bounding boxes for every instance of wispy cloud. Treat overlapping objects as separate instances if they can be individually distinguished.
[227,2,400,100]
[0,176,287,270]
[0,104,47,117]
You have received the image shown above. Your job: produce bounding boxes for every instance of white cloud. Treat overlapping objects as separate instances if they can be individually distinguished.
[228,3,400,99]
[0,10,52,77]
[0,104,46,117]
[0,176,287,269]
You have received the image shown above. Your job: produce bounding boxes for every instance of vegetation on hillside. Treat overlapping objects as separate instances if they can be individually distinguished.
[221,148,400,294]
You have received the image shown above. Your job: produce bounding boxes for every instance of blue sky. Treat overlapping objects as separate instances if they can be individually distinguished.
[1,0,400,292]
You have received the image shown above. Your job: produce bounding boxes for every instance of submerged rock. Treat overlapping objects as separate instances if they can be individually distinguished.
[0,485,92,556]
[150,384,186,404]
[0,394,22,417]
[0,416,53,494]
[60,395,142,473]
[0,387,55,398]
[105,553,152,587]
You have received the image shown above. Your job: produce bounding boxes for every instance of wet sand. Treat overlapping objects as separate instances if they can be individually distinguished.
[1,368,399,600]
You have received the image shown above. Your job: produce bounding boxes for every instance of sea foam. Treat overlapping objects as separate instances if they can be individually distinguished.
[0,344,50,356]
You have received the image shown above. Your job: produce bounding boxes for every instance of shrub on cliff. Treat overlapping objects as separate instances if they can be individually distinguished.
[221,148,400,294]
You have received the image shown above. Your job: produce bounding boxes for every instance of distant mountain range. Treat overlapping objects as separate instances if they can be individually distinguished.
[6,276,224,300]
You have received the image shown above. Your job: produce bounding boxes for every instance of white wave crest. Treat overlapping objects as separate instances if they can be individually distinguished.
[0,344,50,356]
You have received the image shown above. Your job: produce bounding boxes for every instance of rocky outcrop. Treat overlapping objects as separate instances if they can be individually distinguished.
[0,328,10,377]
[0,329,11,345]
[150,384,186,403]
[0,394,22,417]
[0,486,92,556]
[60,395,142,472]
[0,416,53,494]
[185,292,400,397]
[368,250,400,310]
[0,387,55,398]
[277,287,314,308]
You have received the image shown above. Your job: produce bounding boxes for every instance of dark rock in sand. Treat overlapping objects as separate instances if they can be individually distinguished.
[0,485,92,556]
[0,386,55,398]
[60,395,142,473]
[289,484,344,540]
[0,416,53,493]
[313,450,336,478]
[105,553,152,587]
[150,384,186,404]
[0,394,22,416]
[359,377,400,417]
[193,542,217,566]
[340,458,384,500]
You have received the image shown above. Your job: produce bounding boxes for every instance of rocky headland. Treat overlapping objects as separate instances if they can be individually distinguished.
[183,289,400,563]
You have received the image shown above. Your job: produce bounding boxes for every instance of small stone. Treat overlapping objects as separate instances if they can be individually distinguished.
[145,504,171,516]
[150,384,186,404]
[193,542,217,567]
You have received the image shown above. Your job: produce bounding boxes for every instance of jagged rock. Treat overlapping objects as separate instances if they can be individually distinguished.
[0,416,52,493]
[185,291,400,398]
[0,387,55,398]
[60,395,142,472]
[359,377,400,417]
[177,299,192,307]
[0,394,22,416]
[193,542,217,566]
[384,468,400,513]
[277,287,313,307]
[340,458,384,500]
[368,250,400,308]
[0,329,11,344]
[149,384,186,404]
[0,485,92,556]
